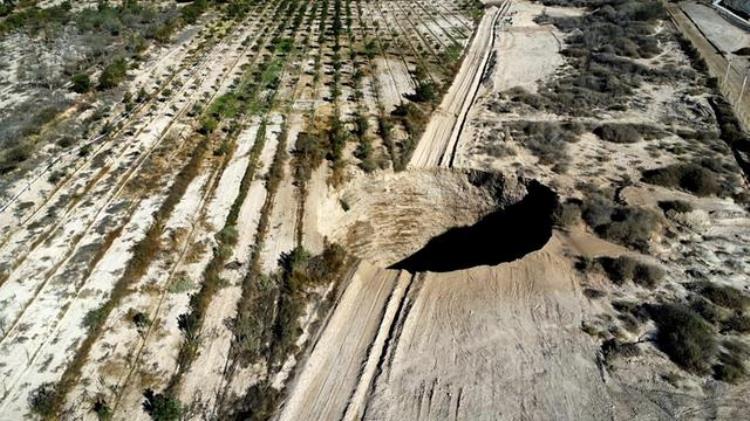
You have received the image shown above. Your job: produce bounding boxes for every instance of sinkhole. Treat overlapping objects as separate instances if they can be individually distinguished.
[322,169,557,272]
[390,181,557,272]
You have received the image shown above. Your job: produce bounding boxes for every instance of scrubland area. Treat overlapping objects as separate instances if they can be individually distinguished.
[1,0,749,420]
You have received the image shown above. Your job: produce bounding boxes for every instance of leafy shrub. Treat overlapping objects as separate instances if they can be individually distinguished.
[411,80,437,102]
[98,58,128,90]
[596,255,663,287]
[594,207,660,251]
[230,380,281,421]
[93,397,112,421]
[657,200,692,214]
[642,163,721,196]
[552,200,581,228]
[714,339,749,383]
[633,262,665,288]
[0,142,32,174]
[71,73,92,93]
[28,383,58,417]
[142,389,182,421]
[199,116,218,135]
[721,312,750,334]
[292,131,325,184]
[82,306,107,330]
[648,303,717,373]
[597,256,637,285]
[689,296,724,325]
[695,282,750,311]
[130,310,151,329]
[168,276,195,294]
[593,123,642,143]
[505,120,582,166]
[602,338,641,364]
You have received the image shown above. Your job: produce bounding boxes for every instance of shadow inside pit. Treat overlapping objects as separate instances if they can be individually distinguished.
[390,181,558,273]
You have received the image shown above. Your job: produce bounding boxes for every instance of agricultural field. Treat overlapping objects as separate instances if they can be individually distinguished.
[0,0,749,420]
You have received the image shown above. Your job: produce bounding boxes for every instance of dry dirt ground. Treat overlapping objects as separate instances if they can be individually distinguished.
[280,0,750,420]
[2,0,750,419]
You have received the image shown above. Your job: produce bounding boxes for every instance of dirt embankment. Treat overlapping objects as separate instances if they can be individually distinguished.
[280,233,612,421]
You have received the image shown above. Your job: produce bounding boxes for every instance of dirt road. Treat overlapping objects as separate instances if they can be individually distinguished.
[409,2,508,168]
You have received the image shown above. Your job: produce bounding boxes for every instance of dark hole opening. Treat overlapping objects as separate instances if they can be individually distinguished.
[390,182,558,273]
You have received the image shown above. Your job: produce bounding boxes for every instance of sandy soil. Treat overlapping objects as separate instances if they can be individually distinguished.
[176,113,280,418]
[280,234,613,421]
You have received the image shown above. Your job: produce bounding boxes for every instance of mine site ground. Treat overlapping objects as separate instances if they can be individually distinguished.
[0,0,749,420]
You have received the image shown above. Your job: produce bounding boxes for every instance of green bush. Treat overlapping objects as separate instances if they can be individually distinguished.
[28,383,58,417]
[98,58,128,90]
[593,123,642,143]
[71,73,92,93]
[649,303,717,373]
[142,389,182,421]
[696,282,750,311]
[642,163,721,197]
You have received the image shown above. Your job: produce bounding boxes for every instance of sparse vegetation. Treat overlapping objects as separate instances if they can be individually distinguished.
[593,123,642,144]
[28,383,58,417]
[98,57,128,90]
[142,389,182,421]
[581,192,660,251]
[642,162,722,197]
[648,303,717,374]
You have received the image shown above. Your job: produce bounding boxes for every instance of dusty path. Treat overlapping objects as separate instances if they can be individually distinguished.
[277,261,412,421]
[409,2,508,168]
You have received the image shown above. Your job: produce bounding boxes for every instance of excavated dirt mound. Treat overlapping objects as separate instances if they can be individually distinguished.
[319,169,554,269]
